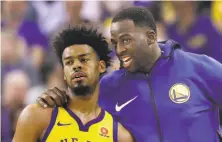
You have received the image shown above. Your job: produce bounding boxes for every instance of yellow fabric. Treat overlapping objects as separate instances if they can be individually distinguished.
[211,1,222,32]
[44,107,115,142]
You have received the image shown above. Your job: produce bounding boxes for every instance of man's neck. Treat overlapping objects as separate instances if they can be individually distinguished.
[67,84,100,124]
[140,43,162,73]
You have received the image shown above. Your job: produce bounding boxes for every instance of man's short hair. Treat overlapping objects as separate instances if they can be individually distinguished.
[112,7,157,33]
[53,25,111,67]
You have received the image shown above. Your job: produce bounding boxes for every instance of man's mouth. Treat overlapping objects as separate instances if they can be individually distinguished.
[121,56,133,68]
[71,72,87,82]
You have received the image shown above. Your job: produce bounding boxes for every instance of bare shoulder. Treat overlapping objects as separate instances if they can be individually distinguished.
[13,104,54,142]
[117,122,134,142]
[20,104,53,124]
[19,104,54,132]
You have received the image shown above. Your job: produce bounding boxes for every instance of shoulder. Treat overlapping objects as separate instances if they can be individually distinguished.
[13,104,54,141]
[199,54,222,68]
[199,55,222,77]
[18,104,53,130]
[100,69,126,88]
[177,50,222,68]
[117,123,134,142]
[171,49,213,76]
[174,50,222,77]
[21,104,52,117]
[173,48,206,65]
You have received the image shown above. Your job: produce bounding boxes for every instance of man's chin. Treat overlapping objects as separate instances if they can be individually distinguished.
[125,65,137,73]
[71,85,92,97]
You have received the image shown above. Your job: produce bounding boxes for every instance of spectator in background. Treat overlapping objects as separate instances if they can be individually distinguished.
[49,1,84,33]
[2,70,30,138]
[1,106,13,142]
[166,1,222,63]
[211,1,222,33]
[1,30,41,87]
[134,1,167,41]
[25,64,66,105]
[67,1,84,26]
[31,1,68,37]
[101,1,133,38]
[36,1,85,72]
[1,1,49,69]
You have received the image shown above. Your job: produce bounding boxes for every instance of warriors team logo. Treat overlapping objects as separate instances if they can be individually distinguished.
[169,83,190,104]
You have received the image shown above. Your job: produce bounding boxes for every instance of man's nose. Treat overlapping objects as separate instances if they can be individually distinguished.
[116,44,127,56]
[72,60,82,71]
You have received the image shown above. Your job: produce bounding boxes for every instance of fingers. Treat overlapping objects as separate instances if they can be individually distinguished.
[36,87,68,108]
[47,89,63,106]
[41,92,57,107]
[54,87,68,103]
[51,89,63,105]
[36,97,48,108]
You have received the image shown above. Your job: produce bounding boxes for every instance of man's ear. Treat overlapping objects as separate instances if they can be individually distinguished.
[99,60,106,73]
[146,30,157,44]
[64,73,67,81]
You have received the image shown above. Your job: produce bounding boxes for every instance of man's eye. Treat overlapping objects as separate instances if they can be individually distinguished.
[80,58,89,62]
[65,61,73,65]
[112,42,117,49]
[123,39,131,44]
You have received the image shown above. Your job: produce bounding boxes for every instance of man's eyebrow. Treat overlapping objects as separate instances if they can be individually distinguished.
[63,56,72,60]
[111,34,131,43]
[78,53,91,57]
[63,53,91,60]
[118,33,131,39]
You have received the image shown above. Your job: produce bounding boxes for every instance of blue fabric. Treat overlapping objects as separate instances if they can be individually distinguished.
[167,16,222,63]
[99,40,222,142]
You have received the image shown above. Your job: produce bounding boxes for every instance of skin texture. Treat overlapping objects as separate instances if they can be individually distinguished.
[110,19,161,73]
[13,44,134,142]
[63,44,103,97]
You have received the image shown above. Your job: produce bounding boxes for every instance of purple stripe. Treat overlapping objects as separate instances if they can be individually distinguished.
[64,107,105,132]
[41,107,58,142]
[113,118,118,142]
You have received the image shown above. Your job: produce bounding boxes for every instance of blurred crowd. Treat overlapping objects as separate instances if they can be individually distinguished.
[1,1,222,141]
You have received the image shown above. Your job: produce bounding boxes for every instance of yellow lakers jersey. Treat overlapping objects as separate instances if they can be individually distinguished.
[41,107,117,142]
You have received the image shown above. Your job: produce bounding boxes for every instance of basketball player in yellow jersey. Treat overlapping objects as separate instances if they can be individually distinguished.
[13,25,134,142]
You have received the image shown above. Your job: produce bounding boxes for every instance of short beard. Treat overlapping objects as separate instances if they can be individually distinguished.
[69,83,94,97]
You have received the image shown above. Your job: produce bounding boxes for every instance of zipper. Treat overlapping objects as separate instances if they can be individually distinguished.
[146,73,163,142]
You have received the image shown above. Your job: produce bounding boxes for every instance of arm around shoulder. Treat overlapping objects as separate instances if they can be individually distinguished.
[13,104,52,142]
[117,123,134,142]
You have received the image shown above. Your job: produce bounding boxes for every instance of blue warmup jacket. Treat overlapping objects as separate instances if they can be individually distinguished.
[99,40,222,142]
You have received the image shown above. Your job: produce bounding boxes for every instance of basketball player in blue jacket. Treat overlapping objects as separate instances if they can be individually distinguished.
[36,7,222,142]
